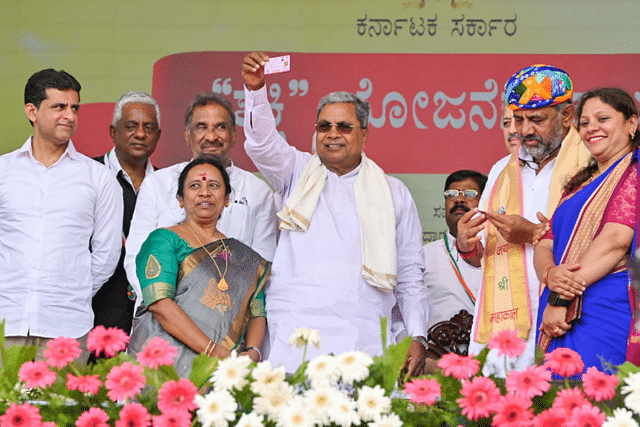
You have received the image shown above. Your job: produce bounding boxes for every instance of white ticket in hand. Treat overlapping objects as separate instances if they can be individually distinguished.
[264,55,290,74]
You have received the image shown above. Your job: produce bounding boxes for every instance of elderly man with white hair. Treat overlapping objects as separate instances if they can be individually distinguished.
[241,52,428,375]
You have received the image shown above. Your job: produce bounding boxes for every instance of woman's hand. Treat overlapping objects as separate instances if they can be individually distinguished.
[547,264,586,299]
[540,305,571,338]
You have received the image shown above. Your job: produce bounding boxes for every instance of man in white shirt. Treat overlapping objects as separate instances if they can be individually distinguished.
[0,69,123,365]
[423,170,487,356]
[92,92,161,336]
[456,65,590,376]
[124,92,278,306]
[242,52,428,375]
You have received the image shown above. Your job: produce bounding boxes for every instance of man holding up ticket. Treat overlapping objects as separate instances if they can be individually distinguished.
[242,52,428,376]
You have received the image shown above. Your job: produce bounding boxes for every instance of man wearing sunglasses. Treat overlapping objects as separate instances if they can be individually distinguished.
[242,52,428,377]
[456,64,590,376]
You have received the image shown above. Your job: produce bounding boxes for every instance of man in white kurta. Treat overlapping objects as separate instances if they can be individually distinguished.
[124,93,278,306]
[242,52,428,374]
[458,65,590,376]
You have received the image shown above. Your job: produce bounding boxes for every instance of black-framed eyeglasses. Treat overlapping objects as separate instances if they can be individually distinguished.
[315,121,360,134]
[443,189,479,199]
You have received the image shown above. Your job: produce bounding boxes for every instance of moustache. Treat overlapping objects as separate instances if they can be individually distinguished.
[507,132,519,140]
[450,204,471,215]
[522,134,543,144]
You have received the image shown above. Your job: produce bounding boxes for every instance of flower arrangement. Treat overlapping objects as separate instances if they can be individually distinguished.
[2,319,640,427]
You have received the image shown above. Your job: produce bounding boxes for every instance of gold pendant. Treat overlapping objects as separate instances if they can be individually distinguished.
[217,277,229,291]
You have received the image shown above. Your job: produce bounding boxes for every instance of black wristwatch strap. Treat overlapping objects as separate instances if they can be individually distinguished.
[547,291,572,307]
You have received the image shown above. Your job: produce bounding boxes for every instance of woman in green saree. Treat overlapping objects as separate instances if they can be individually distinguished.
[128,156,270,377]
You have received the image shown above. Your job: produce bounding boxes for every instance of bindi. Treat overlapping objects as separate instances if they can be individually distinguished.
[198,172,208,181]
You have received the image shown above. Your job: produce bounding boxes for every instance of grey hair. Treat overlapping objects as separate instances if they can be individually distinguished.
[553,100,572,113]
[184,92,235,130]
[112,91,161,127]
[316,91,370,128]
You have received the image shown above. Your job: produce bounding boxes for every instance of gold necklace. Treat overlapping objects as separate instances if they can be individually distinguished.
[186,222,229,291]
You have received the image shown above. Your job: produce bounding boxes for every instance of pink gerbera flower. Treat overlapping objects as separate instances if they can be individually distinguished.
[532,408,567,427]
[43,336,81,369]
[75,407,109,427]
[42,422,58,427]
[492,393,533,427]
[582,366,618,402]
[18,360,57,389]
[67,373,102,395]
[157,379,198,414]
[506,365,552,399]
[0,403,42,427]
[488,329,527,358]
[136,337,178,369]
[438,353,480,379]
[115,403,151,427]
[552,387,589,417]
[105,361,146,401]
[565,403,605,427]
[544,347,584,378]
[457,376,501,421]
[152,411,191,427]
[87,326,129,357]
[404,378,441,405]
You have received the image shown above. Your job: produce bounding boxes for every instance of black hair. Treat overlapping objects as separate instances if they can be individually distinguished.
[24,69,81,125]
[444,169,488,194]
[177,154,232,200]
[184,92,235,129]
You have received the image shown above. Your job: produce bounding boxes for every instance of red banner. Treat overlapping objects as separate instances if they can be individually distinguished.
[75,52,640,174]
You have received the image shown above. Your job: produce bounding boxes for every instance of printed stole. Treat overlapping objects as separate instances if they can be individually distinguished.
[475,153,530,343]
[537,152,635,353]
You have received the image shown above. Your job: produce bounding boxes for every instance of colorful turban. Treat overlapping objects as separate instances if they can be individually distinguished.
[505,64,573,110]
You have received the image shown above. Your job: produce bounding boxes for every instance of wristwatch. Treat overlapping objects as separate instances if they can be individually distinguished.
[547,291,572,307]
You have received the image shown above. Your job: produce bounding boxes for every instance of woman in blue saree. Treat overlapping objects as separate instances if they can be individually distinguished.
[535,88,639,376]
[128,156,270,377]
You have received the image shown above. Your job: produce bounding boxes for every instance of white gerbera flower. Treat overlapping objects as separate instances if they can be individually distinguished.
[236,412,265,427]
[253,382,295,422]
[287,327,321,349]
[336,350,373,383]
[622,373,640,395]
[603,408,640,427]
[625,390,640,416]
[211,350,252,391]
[357,385,391,422]
[304,386,337,424]
[369,413,403,427]
[251,360,286,395]
[195,389,237,427]
[306,354,339,387]
[277,396,316,427]
[328,391,360,427]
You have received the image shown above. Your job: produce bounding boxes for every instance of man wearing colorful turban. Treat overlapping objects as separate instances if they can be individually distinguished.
[455,64,590,376]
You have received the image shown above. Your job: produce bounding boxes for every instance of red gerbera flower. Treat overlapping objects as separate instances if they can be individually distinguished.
[492,393,533,427]
[404,377,441,405]
[136,337,178,369]
[105,362,146,401]
[552,387,589,417]
[75,407,109,427]
[115,403,151,427]
[0,403,42,427]
[157,379,198,414]
[438,353,480,379]
[506,365,552,399]
[67,373,102,395]
[544,347,584,378]
[582,366,618,402]
[488,329,527,358]
[43,336,81,369]
[18,360,56,389]
[87,325,129,357]
[457,376,501,421]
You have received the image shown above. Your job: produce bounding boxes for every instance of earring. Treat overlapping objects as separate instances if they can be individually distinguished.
[631,131,636,140]
[179,201,184,208]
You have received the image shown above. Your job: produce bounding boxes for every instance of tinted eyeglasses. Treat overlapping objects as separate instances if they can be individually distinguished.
[443,189,479,199]
[315,121,361,134]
